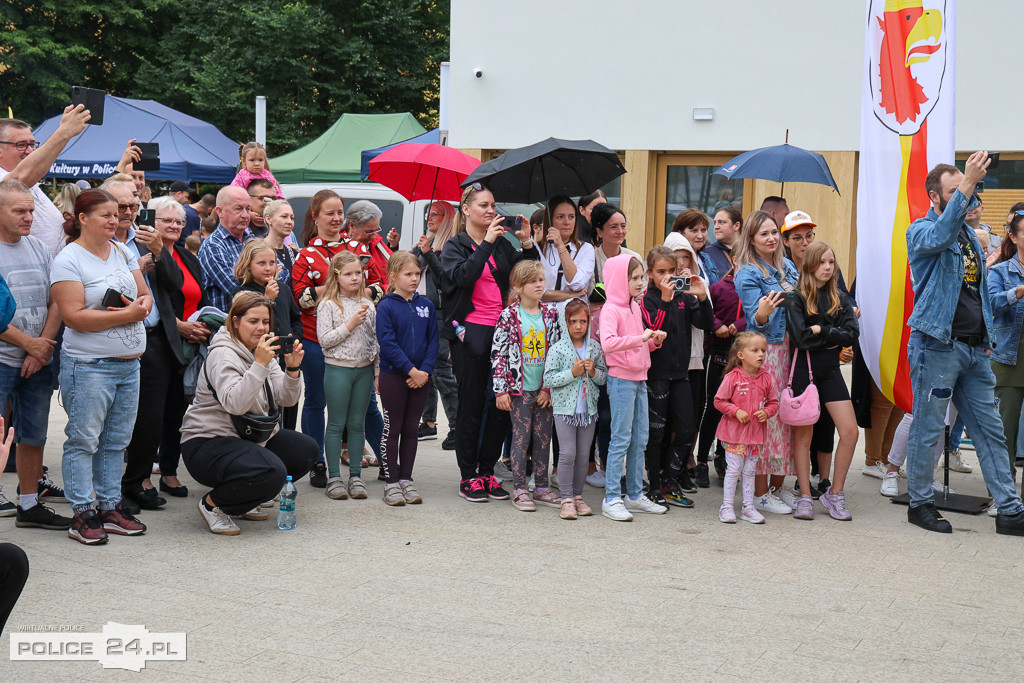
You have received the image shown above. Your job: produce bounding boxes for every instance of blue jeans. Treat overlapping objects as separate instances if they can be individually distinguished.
[605,376,648,501]
[301,339,326,462]
[906,332,1023,513]
[0,362,54,446]
[59,355,140,514]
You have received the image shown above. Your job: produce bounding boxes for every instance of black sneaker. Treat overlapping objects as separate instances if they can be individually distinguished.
[68,509,109,545]
[483,475,510,500]
[679,469,697,493]
[815,478,831,500]
[18,476,69,504]
[648,488,670,509]
[662,483,695,508]
[417,423,438,441]
[694,462,710,488]
[908,503,952,533]
[441,432,456,451]
[459,477,488,502]
[120,496,141,516]
[309,462,327,488]
[16,503,73,530]
[995,510,1024,536]
[377,466,386,481]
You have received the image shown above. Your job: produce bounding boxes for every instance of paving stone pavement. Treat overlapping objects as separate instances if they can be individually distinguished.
[2,393,1024,681]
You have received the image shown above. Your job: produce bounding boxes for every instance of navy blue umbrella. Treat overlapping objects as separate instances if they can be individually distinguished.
[713,144,840,195]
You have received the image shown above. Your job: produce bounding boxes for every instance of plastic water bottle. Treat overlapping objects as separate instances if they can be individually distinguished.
[277,476,297,530]
[453,320,466,342]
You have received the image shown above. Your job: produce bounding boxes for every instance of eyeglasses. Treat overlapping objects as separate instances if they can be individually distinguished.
[155,218,184,226]
[787,231,815,243]
[117,203,139,212]
[428,211,442,218]
[0,141,40,152]
[469,182,486,192]
[254,195,275,204]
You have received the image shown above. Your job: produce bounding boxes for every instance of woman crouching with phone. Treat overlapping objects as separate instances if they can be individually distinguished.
[180,292,317,535]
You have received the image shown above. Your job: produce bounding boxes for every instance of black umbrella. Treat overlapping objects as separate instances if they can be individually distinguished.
[461,137,626,203]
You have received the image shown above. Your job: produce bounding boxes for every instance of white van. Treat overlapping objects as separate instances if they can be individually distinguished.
[279,182,435,251]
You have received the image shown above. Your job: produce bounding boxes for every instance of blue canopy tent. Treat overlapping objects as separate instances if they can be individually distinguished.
[360,128,439,179]
[33,96,239,183]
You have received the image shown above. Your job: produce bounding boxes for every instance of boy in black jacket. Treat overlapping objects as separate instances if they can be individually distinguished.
[641,246,713,507]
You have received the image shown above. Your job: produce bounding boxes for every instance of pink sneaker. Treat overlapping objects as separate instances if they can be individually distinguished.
[793,495,815,520]
[719,504,736,524]
[820,488,853,521]
[741,505,765,524]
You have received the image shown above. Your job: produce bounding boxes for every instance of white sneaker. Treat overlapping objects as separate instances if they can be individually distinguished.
[880,472,900,497]
[754,491,792,515]
[947,449,973,473]
[0,487,16,517]
[810,474,821,488]
[862,462,888,479]
[774,487,800,510]
[987,500,998,517]
[601,498,633,522]
[198,501,240,536]
[493,460,513,482]
[586,469,606,488]
[623,494,667,515]
[931,480,956,495]
[550,469,559,488]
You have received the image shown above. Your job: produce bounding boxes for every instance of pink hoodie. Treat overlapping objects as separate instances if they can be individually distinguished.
[599,253,660,381]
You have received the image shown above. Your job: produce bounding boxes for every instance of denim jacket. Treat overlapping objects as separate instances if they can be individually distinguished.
[734,258,798,344]
[987,255,1024,364]
[906,189,993,347]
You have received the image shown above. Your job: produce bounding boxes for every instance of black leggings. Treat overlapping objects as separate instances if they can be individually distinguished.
[697,359,728,463]
[0,543,29,634]
[687,367,707,461]
[379,371,429,484]
[646,377,694,489]
[181,429,318,515]
[452,322,508,480]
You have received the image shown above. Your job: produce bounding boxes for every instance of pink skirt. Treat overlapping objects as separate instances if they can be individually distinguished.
[758,339,794,476]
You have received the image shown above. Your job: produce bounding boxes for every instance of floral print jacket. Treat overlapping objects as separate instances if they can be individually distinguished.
[491,302,561,398]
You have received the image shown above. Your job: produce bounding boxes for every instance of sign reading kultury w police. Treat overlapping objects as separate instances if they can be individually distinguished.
[856,0,954,412]
[47,162,119,178]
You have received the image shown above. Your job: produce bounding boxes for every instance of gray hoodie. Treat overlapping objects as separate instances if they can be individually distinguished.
[180,327,302,445]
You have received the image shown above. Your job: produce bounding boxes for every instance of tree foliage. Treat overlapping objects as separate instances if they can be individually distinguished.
[1,1,449,154]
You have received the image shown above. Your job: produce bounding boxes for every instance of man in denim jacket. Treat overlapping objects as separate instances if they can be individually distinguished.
[905,151,1024,535]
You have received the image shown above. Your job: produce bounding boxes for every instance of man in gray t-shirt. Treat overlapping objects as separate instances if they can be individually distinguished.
[0,179,69,530]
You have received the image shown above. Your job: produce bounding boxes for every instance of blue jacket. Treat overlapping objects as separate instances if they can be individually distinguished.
[698,250,721,286]
[375,292,439,376]
[987,255,1024,364]
[906,190,993,346]
[734,258,798,344]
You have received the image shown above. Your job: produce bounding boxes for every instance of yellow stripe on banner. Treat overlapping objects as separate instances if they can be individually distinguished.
[878,135,914,402]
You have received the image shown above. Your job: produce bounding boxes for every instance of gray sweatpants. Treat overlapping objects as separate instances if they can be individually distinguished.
[555,416,597,499]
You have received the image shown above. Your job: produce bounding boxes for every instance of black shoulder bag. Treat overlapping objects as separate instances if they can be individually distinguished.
[203,363,279,443]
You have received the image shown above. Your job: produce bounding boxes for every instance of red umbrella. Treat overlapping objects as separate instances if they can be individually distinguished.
[367,142,481,202]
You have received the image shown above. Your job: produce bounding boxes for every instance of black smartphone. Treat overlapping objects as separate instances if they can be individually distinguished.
[71,86,105,125]
[134,142,160,171]
[101,288,131,308]
[669,275,691,292]
[137,209,156,228]
[500,215,522,230]
[988,152,1000,170]
[275,335,295,356]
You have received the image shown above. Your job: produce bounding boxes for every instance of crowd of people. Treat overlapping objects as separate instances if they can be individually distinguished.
[1,104,1023,551]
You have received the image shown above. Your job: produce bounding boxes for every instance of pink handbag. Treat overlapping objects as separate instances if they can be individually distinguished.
[779,350,820,426]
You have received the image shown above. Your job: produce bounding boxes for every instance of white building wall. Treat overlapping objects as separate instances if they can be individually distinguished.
[449,0,1023,152]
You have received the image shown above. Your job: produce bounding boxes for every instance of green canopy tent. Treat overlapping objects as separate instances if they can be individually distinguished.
[270,113,426,183]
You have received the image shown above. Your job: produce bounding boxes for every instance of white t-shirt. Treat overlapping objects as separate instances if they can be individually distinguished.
[50,241,146,359]
[542,241,595,294]
[0,169,66,257]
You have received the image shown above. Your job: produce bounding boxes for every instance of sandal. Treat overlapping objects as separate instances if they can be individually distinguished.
[326,477,348,500]
[361,447,378,468]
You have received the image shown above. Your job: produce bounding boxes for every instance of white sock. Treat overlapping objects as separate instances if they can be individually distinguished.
[20,493,38,510]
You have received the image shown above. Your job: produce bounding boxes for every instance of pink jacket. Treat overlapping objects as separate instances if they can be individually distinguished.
[599,254,660,381]
[713,366,779,446]
[231,168,286,199]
